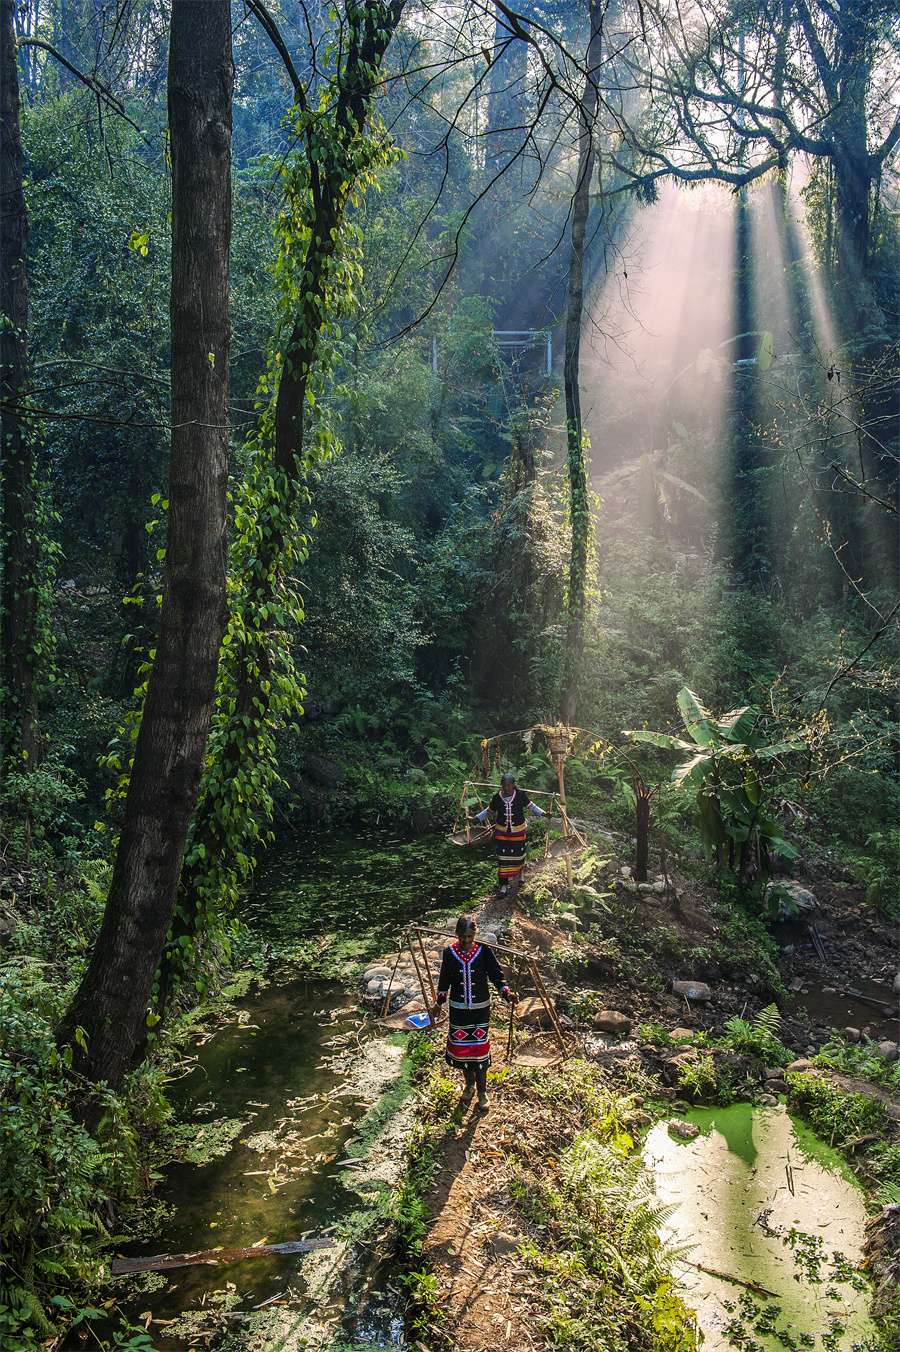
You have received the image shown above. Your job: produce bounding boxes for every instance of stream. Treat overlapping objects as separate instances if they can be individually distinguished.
[109,832,492,1351]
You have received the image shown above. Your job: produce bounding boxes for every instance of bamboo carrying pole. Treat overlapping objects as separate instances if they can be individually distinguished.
[553,750,573,889]
[414,928,436,1004]
[380,940,404,1019]
[506,953,526,1063]
[400,926,570,1065]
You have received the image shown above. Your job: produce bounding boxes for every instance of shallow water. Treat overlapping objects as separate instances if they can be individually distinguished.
[644,1103,877,1351]
[249,829,495,965]
[789,978,898,1044]
[109,832,490,1349]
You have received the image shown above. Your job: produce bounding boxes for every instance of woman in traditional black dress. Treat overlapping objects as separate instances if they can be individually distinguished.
[429,915,517,1112]
[474,772,548,895]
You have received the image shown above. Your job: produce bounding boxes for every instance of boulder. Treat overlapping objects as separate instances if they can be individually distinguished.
[672,980,713,1003]
[668,1119,700,1141]
[670,1027,695,1042]
[765,1078,788,1095]
[517,996,556,1029]
[844,1026,861,1043]
[365,978,384,997]
[763,1065,783,1081]
[592,1010,632,1036]
[760,1093,778,1106]
[786,1058,815,1073]
[877,1040,899,1063]
[764,879,817,919]
[363,966,392,984]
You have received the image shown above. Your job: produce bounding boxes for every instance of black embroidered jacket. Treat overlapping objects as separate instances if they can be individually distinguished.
[435,941,510,1008]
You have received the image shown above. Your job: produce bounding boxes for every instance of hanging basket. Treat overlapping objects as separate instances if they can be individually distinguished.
[543,723,577,762]
[446,825,493,848]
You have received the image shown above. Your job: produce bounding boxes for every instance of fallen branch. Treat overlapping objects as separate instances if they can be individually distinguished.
[110,1237,332,1275]
[683,1259,778,1299]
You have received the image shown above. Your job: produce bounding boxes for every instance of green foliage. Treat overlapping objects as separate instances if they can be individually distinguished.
[674,1051,722,1103]
[785,1073,887,1149]
[628,687,804,877]
[522,1127,697,1351]
[710,897,785,996]
[856,828,900,917]
[0,968,123,1344]
[719,1004,790,1067]
[0,756,84,861]
[813,1038,900,1092]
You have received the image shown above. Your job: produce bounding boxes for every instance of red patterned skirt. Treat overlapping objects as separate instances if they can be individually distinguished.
[445,1002,492,1068]
[494,823,527,881]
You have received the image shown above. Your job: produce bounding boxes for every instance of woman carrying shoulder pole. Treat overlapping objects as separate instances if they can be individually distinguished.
[429,915,517,1112]
[474,771,547,896]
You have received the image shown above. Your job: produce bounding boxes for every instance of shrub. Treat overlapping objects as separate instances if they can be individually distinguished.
[0,969,110,1344]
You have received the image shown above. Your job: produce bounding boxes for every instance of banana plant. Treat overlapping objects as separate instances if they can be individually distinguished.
[626,688,804,879]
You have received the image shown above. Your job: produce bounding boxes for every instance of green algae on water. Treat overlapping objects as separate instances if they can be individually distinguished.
[645,1103,876,1351]
[682,1101,757,1168]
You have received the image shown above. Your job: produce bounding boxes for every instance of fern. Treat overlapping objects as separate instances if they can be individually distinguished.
[721,1002,788,1065]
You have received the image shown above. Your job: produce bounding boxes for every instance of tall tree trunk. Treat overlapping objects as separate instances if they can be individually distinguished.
[830,0,874,332]
[156,0,407,1019]
[0,0,40,767]
[560,0,602,725]
[58,0,233,1088]
[484,2,529,181]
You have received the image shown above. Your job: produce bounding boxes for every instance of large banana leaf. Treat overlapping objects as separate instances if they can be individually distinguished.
[676,688,718,747]
[697,793,726,854]
[672,750,712,786]
[750,739,805,760]
[715,705,758,743]
[625,730,696,752]
[767,835,799,858]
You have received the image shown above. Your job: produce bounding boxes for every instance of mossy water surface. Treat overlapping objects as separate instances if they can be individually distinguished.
[644,1103,877,1351]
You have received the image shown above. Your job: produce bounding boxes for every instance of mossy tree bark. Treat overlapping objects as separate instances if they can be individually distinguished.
[155,0,407,1019]
[560,0,603,726]
[58,0,233,1087]
[0,0,40,767]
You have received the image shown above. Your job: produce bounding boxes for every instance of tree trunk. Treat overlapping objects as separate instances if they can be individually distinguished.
[0,0,40,767]
[155,1,407,1020]
[560,0,603,725]
[830,0,876,331]
[484,3,529,181]
[634,781,651,883]
[58,0,233,1087]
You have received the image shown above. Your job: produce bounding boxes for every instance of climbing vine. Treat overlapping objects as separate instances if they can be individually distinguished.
[155,3,406,1014]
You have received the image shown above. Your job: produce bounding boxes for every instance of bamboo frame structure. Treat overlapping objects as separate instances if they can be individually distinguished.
[450,723,589,876]
[380,925,570,1063]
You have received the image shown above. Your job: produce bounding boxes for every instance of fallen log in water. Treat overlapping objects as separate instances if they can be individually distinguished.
[110,1237,332,1275]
